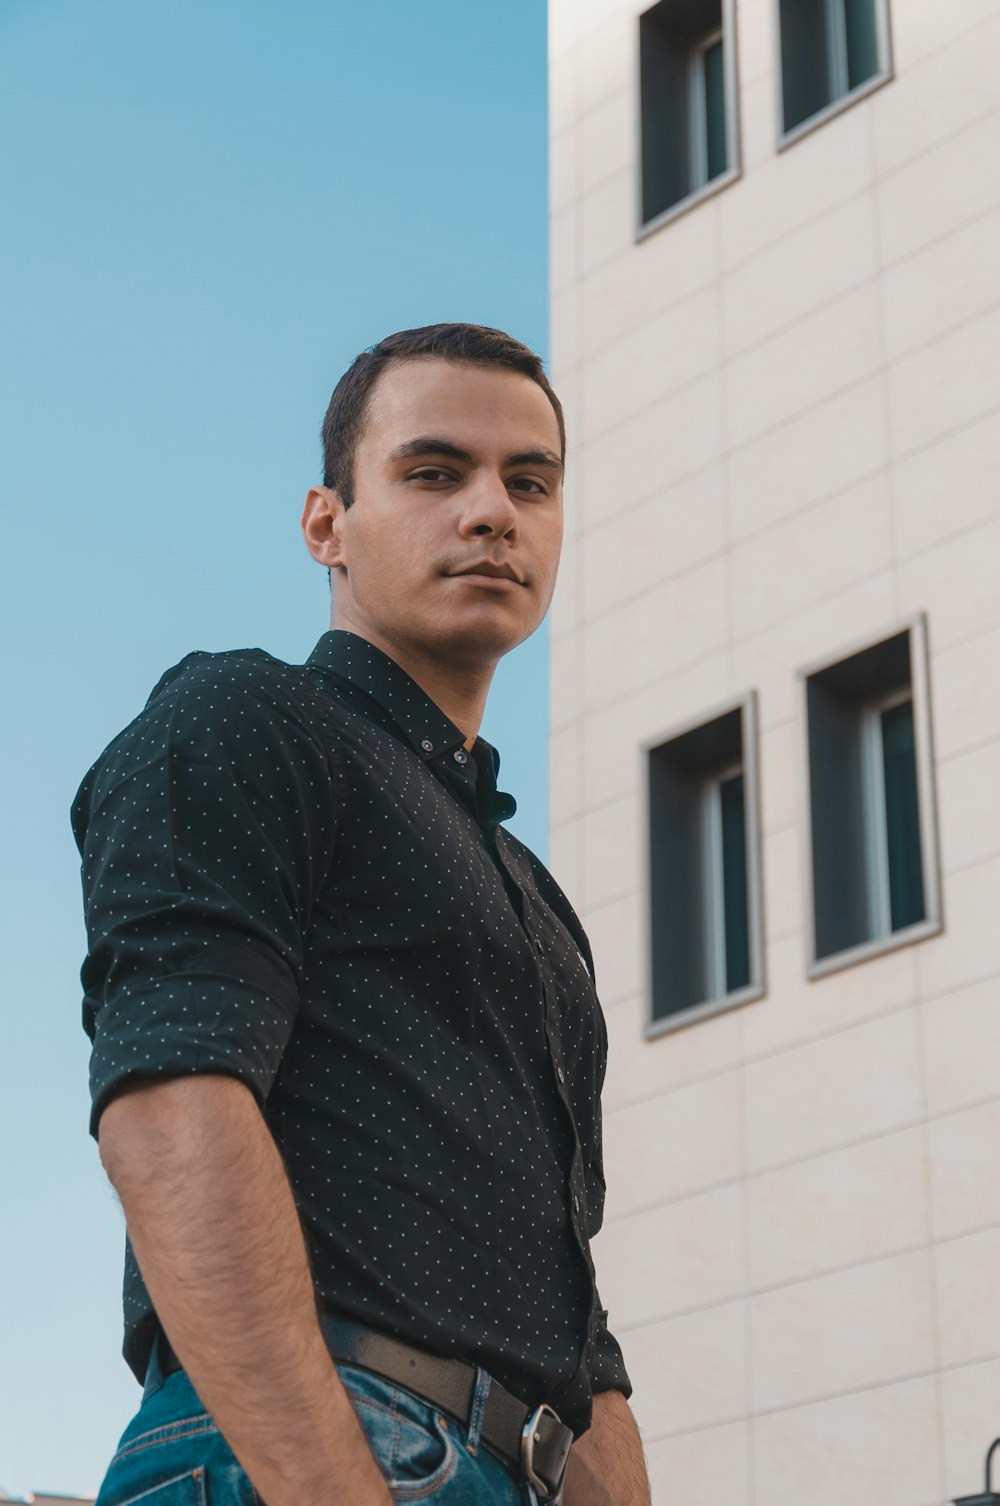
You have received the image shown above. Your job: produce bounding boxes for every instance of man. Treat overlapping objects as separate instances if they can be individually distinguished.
[72,323,650,1506]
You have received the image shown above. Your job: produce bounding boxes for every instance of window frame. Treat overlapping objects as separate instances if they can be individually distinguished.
[688,26,724,192]
[641,690,766,1040]
[797,612,943,982]
[635,0,743,242]
[859,684,917,939]
[701,758,746,999]
[772,0,894,151]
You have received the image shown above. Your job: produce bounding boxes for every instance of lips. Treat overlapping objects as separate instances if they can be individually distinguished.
[449,561,522,584]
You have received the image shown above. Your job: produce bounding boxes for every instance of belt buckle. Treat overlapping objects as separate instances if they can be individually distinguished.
[520,1402,567,1503]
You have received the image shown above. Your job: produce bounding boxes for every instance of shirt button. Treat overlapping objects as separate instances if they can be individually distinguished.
[534,938,544,954]
[557,1066,565,1083]
[420,738,433,753]
[453,749,468,765]
[574,1195,580,1212]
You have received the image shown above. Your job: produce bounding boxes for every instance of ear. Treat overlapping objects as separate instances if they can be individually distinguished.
[301,485,350,572]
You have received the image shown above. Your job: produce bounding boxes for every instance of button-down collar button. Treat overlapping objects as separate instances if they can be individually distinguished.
[453,749,468,765]
[534,938,544,954]
[557,1066,565,1083]
[420,738,434,753]
[573,1194,580,1212]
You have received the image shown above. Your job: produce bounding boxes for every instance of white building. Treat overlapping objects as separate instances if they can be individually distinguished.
[547,2,1000,1502]
[0,1493,94,1506]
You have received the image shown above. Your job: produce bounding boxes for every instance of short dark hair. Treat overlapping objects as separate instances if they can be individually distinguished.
[320,322,565,509]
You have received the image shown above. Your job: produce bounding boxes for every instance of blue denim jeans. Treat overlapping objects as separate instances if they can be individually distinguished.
[94,1357,540,1506]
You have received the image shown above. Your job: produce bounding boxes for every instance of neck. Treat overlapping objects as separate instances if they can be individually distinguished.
[332,615,494,750]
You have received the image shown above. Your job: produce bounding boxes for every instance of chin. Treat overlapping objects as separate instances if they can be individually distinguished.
[427,614,534,667]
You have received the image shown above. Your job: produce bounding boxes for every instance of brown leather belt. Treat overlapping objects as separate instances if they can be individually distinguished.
[152,1315,575,1503]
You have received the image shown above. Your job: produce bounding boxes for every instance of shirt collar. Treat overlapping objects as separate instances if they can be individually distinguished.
[304,629,470,761]
[304,631,517,826]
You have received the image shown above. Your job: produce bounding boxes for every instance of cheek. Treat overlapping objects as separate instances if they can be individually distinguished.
[353,521,435,607]
[536,525,564,586]
[356,525,408,579]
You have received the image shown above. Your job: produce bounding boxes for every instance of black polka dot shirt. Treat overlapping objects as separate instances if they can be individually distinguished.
[70,629,631,1435]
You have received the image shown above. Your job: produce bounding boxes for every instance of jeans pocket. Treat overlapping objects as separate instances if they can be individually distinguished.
[384,1409,458,1501]
[103,1470,208,1506]
[110,1415,217,1466]
[98,1377,260,1506]
[337,1366,460,1501]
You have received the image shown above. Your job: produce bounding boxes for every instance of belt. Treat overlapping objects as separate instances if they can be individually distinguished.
[152,1317,575,1503]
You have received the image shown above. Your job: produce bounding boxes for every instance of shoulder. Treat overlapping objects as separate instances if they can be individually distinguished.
[142,645,319,720]
[130,643,359,746]
[71,646,343,828]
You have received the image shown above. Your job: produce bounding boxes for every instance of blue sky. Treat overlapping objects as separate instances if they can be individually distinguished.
[0,1,549,1490]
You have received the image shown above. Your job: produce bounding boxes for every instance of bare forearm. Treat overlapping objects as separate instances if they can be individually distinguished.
[99,1074,391,1506]
[563,1389,651,1506]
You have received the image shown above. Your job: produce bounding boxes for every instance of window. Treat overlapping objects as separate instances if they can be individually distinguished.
[645,693,764,1034]
[639,0,740,232]
[777,0,891,140]
[800,614,942,977]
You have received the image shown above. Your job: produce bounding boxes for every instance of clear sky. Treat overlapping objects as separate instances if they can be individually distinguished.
[0,1,549,1491]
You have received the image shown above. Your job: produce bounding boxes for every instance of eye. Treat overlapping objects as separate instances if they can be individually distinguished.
[508,477,548,494]
[408,468,453,483]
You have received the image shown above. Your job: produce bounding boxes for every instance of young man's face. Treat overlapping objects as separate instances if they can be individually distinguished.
[306,356,565,672]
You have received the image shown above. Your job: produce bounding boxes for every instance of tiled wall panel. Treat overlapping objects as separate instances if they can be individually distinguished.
[549,1,1000,1500]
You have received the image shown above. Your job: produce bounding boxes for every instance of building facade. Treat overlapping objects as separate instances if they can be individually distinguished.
[547,1,1000,1502]
[0,1493,94,1506]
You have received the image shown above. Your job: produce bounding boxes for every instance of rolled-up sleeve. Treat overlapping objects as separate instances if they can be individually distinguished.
[70,654,339,1137]
[590,1295,633,1398]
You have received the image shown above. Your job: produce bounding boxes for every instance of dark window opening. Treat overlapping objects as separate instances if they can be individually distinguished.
[720,772,750,991]
[806,628,931,965]
[648,700,760,1024]
[881,700,925,932]
[779,0,885,135]
[640,0,734,226]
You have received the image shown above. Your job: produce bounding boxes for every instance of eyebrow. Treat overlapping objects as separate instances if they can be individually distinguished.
[387,435,564,476]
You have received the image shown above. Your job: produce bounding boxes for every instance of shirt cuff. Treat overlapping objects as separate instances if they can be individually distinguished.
[87,973,296,1138]
[591,1306,633,1398]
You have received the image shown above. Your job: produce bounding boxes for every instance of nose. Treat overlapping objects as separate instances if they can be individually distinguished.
[458,470,520,541]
